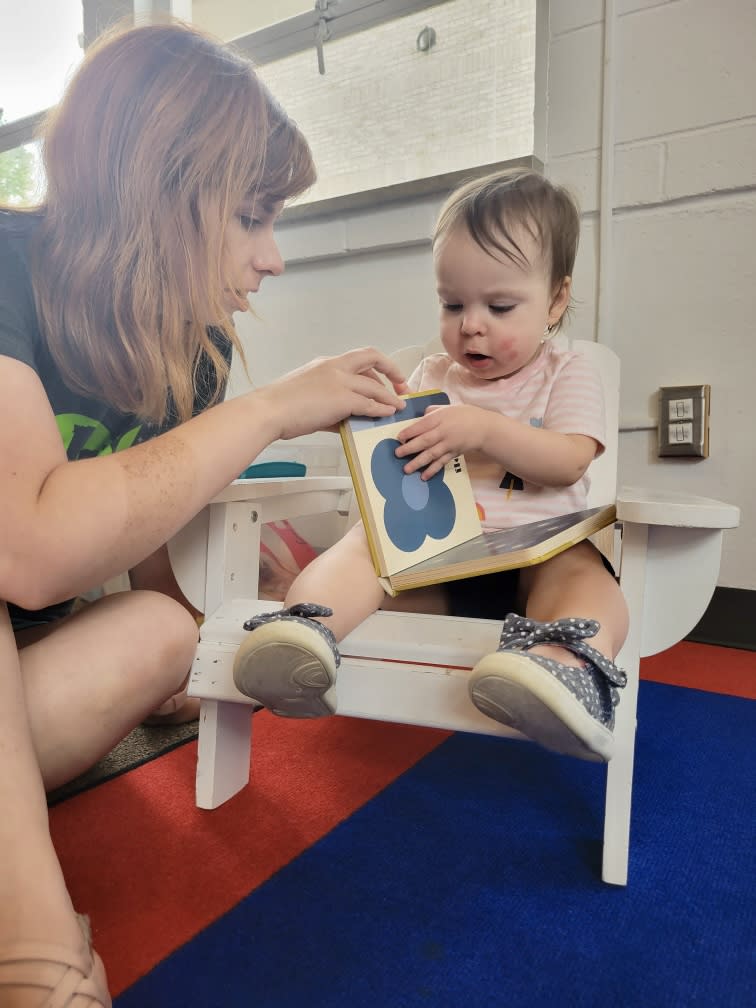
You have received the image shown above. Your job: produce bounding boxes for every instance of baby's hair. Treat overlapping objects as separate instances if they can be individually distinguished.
[30,19,316,424]
[433,167,580,327]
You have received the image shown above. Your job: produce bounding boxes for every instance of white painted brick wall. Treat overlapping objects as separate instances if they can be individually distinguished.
[548,0,756,588]
[665,121,756,200]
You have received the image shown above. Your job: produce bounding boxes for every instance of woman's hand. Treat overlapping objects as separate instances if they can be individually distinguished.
[395,403,486,479]
[258,347,410,440]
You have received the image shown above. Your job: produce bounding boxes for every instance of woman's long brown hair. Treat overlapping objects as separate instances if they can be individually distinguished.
[31,20,315,424]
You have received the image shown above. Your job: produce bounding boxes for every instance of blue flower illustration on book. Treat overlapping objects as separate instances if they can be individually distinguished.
[370,438,456,552]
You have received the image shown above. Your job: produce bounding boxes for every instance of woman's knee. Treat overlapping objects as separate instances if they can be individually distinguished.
[111,590,199,686]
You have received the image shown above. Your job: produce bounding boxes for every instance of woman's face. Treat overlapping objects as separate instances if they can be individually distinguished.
[220,196,285,313]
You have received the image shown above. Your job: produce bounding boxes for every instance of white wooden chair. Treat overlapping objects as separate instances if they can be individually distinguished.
[170,338,740,885]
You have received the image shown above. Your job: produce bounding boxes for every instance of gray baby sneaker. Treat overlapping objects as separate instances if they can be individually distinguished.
[469,613,627,762]
[233,602,341,718]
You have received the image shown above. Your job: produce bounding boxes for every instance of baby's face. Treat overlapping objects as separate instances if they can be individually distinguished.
[433,225,568,381]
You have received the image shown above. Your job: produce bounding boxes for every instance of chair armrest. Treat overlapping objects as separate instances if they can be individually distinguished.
[617,486,739,657]
[616,486,740,529]
[170,476,355,614]
[210,475,353,504]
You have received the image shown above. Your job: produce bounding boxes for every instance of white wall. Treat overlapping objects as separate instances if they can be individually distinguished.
[546,0,755,590]
[229,0,754,590]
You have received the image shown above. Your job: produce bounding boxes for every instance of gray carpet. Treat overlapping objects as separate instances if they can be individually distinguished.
[47,720,198,806]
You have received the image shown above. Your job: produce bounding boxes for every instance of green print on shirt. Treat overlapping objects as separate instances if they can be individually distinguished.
[56,414,142,460]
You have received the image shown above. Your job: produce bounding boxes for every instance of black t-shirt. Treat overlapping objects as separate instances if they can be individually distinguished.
[0,209,233,629]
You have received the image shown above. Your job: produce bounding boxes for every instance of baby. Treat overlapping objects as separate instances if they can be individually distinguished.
[233,168,629,762]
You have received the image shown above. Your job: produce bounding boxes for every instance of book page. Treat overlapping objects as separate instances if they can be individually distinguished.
[394,507,615,581]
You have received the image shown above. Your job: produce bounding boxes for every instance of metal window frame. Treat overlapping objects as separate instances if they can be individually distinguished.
[0,112,45,155]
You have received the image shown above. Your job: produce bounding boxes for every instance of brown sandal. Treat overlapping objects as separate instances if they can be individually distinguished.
[0,914,111,1007]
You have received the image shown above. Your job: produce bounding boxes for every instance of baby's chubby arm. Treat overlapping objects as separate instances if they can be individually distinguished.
[395,403,597,487]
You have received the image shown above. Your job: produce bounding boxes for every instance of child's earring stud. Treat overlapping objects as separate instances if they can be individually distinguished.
[543,323,555,338]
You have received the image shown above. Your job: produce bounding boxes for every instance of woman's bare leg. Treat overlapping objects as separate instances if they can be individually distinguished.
[0,590,197,1003]
[19,590,200,791]
[0,604,85,959]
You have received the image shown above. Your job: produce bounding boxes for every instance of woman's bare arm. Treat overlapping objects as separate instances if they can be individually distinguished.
[0,347,406,609]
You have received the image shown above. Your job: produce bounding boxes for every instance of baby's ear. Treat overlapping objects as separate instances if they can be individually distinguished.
[550,276,571,320]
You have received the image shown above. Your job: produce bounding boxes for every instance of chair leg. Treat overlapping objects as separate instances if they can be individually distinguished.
[601,640,640,885]
[601,717,636,885]
[196,699,253,809]
[599,520,647,884]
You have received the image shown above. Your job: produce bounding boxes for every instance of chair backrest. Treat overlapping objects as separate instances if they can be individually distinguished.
[392,335,620,507]
[571,339,619,506]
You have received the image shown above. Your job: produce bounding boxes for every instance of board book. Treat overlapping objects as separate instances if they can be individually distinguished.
[339,391,482,582]
[381,504,617,593]
[340,391,616,595]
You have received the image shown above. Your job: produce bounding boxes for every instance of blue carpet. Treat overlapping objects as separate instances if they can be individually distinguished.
[117,682,754,1007]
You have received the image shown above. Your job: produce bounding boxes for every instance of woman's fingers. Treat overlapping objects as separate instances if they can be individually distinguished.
[348,372,405,412]
[266,347,409,438]
[339,346,408,392]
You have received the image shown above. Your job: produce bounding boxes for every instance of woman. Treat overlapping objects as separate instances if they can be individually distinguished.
[0,20,407,1005]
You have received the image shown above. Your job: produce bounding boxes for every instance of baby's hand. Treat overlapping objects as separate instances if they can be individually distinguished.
[395,404,484,480]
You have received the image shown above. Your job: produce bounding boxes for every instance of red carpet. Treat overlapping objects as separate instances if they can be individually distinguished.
[640,640,755,698]
[50,716,448,996]
[48,641,754,997]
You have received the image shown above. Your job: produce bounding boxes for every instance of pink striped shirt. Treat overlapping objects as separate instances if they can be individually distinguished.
[407,340,606,531]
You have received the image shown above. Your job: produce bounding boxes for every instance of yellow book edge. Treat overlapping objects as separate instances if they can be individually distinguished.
[339,421,385,579]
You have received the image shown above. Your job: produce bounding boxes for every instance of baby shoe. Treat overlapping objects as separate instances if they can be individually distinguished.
[469,613,627,762]
[233,602,340,718]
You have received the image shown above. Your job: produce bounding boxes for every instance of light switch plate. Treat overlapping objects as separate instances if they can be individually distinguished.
[658,385,710,458]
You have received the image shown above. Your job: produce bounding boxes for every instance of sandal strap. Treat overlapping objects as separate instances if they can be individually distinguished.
[0,913,109,1007]
[243,602,333,631]
[498,614,627,688]
[0,943,103,1007]
[242,602,341,668]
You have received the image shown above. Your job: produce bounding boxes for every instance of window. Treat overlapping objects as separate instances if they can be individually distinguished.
[1,1,539,208]
[0,0,84,202]
[203,0,538,206]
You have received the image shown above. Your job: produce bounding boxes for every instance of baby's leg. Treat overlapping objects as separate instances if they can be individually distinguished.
[469,541,629,761]
[283,522,386,640]
[518,540,628,662]
[233,523,386,717]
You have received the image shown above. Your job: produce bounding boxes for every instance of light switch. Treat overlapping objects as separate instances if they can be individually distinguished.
[668,422,693,444]
[668,399,694,420]
[658,385,710,458]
